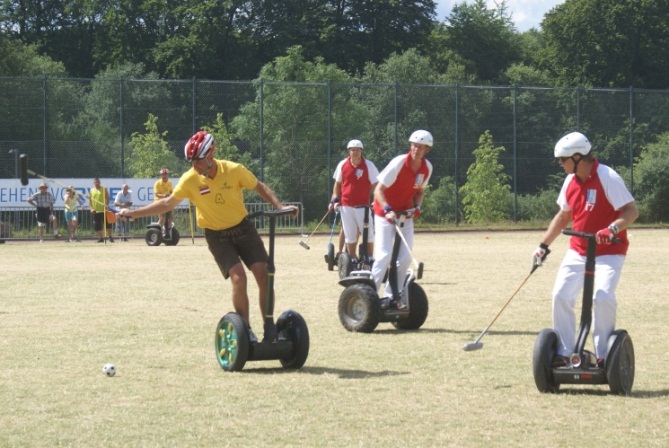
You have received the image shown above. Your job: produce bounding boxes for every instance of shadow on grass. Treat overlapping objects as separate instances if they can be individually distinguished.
[552,388,669,398]
[244,365,408,379]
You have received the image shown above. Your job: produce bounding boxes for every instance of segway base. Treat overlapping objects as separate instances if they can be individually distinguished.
[552,366,607,385]
[248,339,294,361]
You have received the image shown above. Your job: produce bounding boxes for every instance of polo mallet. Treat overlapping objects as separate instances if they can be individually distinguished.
[188,199,195,245]
[393,222,424,280]
[462,254,548,352]
[299,209,330,250]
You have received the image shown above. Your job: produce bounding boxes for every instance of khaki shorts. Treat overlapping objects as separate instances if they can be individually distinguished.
[205,218,268,279]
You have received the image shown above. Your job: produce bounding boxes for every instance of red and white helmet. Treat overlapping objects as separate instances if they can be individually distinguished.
[184,131,215,161]
[409,130,433,147]
[160,167,169,175]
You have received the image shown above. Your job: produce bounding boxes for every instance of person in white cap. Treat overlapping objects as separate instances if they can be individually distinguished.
[371,130,433,304]
[329,139,379,263]
[531,131,638,368]
[114,184,133,241]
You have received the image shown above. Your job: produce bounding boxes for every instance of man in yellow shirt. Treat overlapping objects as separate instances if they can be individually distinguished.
[154,167,173,237]
[118,131,297,343]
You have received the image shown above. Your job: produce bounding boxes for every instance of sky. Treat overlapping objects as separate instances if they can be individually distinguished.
[434,0,565,32]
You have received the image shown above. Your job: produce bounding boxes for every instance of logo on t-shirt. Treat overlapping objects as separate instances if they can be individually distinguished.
[355,168,363,179]
[199,185,210,195]
[585,189,596,211]
[414,174,425,189]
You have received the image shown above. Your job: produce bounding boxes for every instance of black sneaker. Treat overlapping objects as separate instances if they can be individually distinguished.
[109,237,115,243]
[263,321,278,343]
[97,238,104,243]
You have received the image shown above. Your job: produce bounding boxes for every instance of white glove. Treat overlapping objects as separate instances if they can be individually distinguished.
[532,243,550,267]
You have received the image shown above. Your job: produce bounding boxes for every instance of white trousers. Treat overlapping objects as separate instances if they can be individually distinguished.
[340,206,374,244]
[371,217,413,294]
[552,249,625,359]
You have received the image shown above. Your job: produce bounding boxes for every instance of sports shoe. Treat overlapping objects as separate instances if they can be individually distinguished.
[597,358,605,369]
[552,355,570,368]
[109,237,115,243]
[248,328,258,344]
[97,238,104,243]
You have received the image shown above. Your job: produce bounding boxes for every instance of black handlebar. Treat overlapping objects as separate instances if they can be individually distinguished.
[247,208,296,219]
[562,228,621,244]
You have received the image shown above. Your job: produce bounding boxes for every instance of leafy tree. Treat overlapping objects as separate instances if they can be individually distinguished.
[437,0,522,83]
[127,114,183,177]
[422,176,459,223]
[0,35,67,76]
[460,131,512,223]
[541,0,669,88]
[633,132,669,221]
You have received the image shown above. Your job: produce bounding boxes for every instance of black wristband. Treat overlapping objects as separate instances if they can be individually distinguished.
[383,205,392,213]
[539,243,549,250]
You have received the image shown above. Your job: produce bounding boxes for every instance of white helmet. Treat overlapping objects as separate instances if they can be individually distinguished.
[409,130,433,147]
[554,132,591,158]
[347,139,364,149]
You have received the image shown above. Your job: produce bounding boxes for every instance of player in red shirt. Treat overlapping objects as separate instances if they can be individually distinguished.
[330,139,379,262]
[532,132,638,367]
[371,130,433,296]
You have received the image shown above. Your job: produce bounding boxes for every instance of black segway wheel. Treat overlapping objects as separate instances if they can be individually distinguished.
[276,310,310,369]
[164,228,180,246]
[145,228,162,246]
[532,328,560,393]
[214,312,250,372]
[392,282,429,330]
[606,330,635,396]
[338,284,381,332]
[337,251,353,280]
[326,243,335,271]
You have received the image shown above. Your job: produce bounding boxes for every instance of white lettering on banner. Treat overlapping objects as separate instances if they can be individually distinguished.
[0,178,185,208]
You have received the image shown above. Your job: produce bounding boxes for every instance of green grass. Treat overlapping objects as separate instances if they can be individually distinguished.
[1,229,668,446]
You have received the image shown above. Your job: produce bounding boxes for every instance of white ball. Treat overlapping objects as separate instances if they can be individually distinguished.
[102,363,116,377]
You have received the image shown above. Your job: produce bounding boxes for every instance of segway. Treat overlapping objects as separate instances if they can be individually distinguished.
[337,205,374,280]
[145,215,180,246]
[215,209,310,372]
[532,229,635,395]
[337,211,428,333]
[323,210,339,271]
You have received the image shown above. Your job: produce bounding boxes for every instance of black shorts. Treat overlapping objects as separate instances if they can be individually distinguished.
[36,207,51,225]
[205,218,268,279]
[93,212,113,231]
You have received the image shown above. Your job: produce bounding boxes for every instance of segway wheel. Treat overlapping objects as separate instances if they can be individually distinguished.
[337,251,353,280]
[338,284,381,333]
[163,227,180,246]
[327,243,335,271]
[606,330,635,396]
[532,328,560,393]
[214,312,249,372]
[276,310,310,369]
[392,282,429,330]
[145,228,162,246]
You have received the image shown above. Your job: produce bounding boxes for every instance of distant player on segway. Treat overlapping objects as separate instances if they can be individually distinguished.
[329,139,379,274]
[154,167,174,238]
[531,131,638,369]
[118,131,298,343]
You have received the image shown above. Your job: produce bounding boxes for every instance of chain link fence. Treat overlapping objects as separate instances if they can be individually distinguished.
[2,77,669,231]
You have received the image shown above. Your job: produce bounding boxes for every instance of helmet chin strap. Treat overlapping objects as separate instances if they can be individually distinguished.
[570,154,582,173]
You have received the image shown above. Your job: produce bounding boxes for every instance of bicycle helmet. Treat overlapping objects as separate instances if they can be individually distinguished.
[554,132,591,158]
[184,131,215,161]
[409,130,433,147]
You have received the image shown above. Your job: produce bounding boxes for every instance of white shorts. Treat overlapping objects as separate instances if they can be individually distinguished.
[340,206,374,244]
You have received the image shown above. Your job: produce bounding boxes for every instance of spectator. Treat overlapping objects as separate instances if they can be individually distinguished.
[89,178,114,243]
[27,182,60,242]
[63,186,84,242]
[114,184,133,241]
[118,131,297,343]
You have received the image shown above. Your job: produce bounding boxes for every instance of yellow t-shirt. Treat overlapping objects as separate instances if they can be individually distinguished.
[89,187,107,212]
[172,159,258,231]
[153,179,173,201]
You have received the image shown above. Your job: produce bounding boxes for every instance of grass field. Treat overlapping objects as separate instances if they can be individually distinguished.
[1,229,668,447]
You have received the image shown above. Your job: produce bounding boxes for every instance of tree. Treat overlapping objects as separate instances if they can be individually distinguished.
[436,0,522,83]
[127,114,183,178]
[541,0,669,88]
[633,132,669,221]
[460,131,512,223]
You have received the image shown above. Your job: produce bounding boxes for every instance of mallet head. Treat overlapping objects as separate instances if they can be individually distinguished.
[462,341,483,352]
[299,241,310,250]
